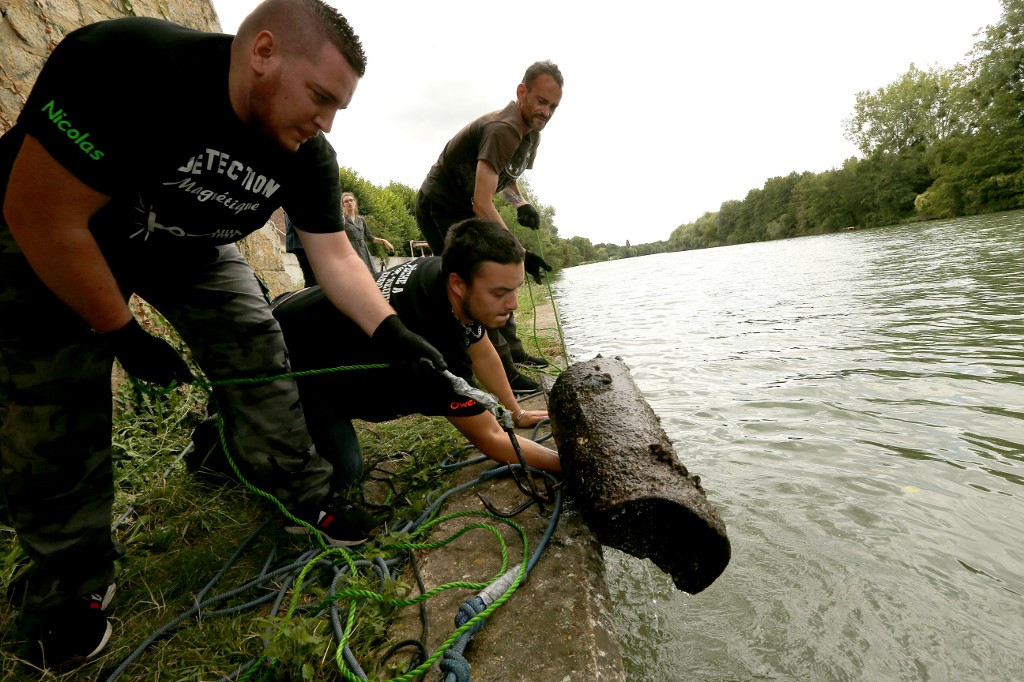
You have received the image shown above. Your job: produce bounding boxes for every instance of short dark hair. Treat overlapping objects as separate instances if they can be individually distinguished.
[522,60,563,89]
[237,0,367,77]
[441,219,525,284]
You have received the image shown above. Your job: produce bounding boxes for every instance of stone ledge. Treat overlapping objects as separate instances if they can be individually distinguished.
[387,419,625,681]
[386,300,626,681]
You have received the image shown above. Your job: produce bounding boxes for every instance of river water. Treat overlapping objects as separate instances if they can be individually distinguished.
[549,211,1024,681]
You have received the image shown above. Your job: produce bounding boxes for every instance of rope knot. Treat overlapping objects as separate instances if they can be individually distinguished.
[455,597,486,633]
[440,649,472,682]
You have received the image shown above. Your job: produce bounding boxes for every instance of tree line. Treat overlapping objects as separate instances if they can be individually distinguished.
[343,0,1024,271]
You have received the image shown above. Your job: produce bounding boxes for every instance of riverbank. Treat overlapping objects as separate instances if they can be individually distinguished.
[0,285,633,681]
[381,293,627,681]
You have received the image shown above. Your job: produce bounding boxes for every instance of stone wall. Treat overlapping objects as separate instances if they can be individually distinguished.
[0,0,296,299]
[1,0,221,133]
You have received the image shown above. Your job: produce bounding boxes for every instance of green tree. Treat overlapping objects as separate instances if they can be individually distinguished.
[338,167,419,255]
[964,0,1024,132]
[913,1,1024,217]
[844,63,970,156]
[386,181,418,218]
[568,235,595,263]
[792,167,858,233]
[852,148,931,226]
[714,200,742,245]
[920,126,1024,216]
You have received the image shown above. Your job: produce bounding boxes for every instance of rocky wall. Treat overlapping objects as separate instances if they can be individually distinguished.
[0,0,296,298]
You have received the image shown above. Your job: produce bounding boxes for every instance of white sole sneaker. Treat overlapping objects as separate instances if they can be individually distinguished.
[86,620,113,659]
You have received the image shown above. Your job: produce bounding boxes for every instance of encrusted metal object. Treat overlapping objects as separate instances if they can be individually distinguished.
[549,356,730,593]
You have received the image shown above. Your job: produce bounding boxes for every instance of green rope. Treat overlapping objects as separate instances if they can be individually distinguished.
[201,362,390,388]
[524,233,570,370]
[320,514,515,611]
[124,363,389,550]
[328,511,529,682]
[133,361,530,679]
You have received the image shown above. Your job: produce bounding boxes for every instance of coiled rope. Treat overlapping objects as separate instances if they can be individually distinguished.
[108,360,561,682]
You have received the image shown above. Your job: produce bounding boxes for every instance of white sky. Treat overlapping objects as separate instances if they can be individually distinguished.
[211,0,1004,246]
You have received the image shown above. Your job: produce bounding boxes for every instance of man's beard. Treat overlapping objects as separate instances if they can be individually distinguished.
[460,293,486,328]
[248,72,286,147]
[461,292,507,329]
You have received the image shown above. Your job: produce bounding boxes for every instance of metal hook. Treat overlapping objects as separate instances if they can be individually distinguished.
[476,491,537,518]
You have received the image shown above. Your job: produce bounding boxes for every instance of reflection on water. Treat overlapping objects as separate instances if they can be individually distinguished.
[552,212,1024,680]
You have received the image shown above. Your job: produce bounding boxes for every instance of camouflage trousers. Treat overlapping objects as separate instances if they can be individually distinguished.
[0,226,334,613]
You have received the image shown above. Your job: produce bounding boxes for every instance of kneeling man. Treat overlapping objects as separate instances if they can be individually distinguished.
[272,218,561,487]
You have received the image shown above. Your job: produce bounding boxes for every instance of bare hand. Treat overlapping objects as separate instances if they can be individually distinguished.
[515,409,548,428]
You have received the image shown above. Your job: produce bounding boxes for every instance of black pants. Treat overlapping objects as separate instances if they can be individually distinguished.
[292,248,317,287]
[0,230,333,613]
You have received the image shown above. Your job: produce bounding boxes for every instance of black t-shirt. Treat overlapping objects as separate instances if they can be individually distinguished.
[377,258,485,381]
[0,17,343,257]
[418,101,540,213]
[273,257,488,421]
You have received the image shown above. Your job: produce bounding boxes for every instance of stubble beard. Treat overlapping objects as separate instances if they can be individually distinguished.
[249,72,295,151]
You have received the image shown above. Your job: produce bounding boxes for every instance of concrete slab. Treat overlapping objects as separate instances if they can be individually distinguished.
[386,300,626,681]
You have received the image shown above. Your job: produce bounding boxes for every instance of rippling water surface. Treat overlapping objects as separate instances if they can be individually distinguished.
[551,212,1024,680]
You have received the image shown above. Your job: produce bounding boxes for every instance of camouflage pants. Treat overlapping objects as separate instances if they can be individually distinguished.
[0,227,334,613]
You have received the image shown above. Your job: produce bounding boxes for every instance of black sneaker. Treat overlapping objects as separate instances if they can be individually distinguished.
[8,575,115,616]
[515,354,549,368]
[88,583,117,611]
[184,410,241,485]
[32,585,115,668]
[509,372,542,396]
[285,503,378,547]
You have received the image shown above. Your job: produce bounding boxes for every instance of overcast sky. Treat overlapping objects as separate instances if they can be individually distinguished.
[211,0,1004,246]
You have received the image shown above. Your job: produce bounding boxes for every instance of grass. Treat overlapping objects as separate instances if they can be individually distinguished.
[0,285,564,681]
[1,380,466,681]
[513,280,567,371]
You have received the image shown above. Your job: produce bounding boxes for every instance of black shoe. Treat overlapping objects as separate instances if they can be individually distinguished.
[31,585,115,668]
[285,502,378,547]
[185,411,240,486]
[515,354,548,368]
[88,583,116,611]
[8,574,115,615]
[509,372,542,396]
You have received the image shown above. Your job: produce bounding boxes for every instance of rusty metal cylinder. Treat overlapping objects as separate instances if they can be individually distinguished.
[548,356,730,593]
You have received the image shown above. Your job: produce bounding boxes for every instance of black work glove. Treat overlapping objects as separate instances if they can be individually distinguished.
[517,203,541,229]
[524,251,553,285]
[105,318,193,387]
[372,315,447,373]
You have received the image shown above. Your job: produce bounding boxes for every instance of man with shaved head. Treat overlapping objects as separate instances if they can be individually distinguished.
[0,0,444,667]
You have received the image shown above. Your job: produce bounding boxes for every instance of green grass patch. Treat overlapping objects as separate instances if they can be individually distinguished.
[0,383,469,680]
[0,295,568,680]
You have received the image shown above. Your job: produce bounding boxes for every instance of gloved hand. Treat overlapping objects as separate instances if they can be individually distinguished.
[372,315,447,372]
[516,204,541,229]
[524,251,553,284]
[105,318,193,386]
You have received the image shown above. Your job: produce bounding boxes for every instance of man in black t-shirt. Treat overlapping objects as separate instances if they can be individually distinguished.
[0,0,445,666]
[415,61,563,392]
[271,218,561,484]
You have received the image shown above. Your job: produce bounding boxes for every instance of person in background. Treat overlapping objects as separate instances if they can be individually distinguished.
[285,211,317,286]
[270,217,561,487]
[415,61,561,394]
[0,0,445,667]
[342,191,393,278]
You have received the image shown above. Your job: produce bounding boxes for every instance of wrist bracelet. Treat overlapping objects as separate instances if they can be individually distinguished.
[512,408,526,424]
